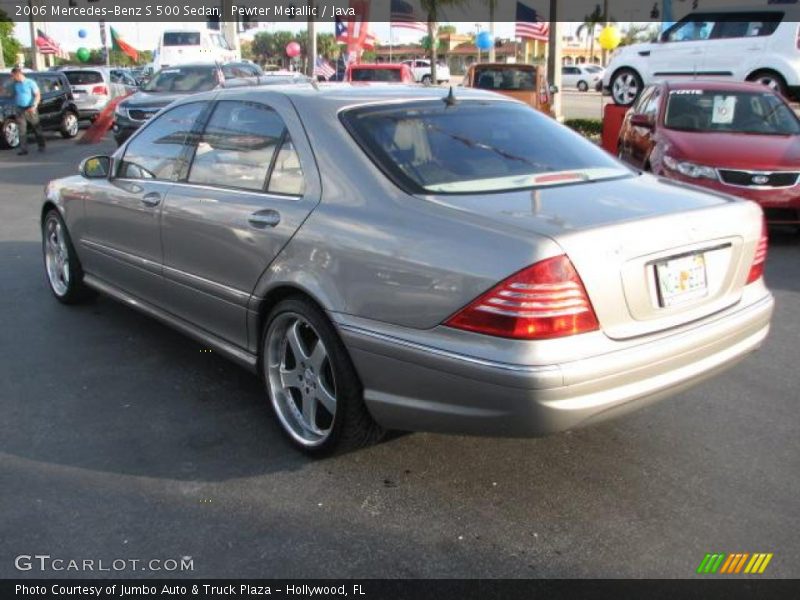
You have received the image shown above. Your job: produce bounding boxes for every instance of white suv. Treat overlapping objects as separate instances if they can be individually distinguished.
[402,59,451,85]
[603,6,800,105]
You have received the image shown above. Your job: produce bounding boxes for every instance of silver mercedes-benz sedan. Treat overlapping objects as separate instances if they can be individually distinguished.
[41,84,774,455]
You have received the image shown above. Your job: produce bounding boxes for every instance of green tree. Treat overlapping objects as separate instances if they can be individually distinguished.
[1,10,22,68]
[419,0,468,83]
[438,24,456,35]
[620,23,658,47]
[317,32,338,60]
[577,4,604,64]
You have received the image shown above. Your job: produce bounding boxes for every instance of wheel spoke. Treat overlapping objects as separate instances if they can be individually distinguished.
[279,365,303,390]
[316,382,336,415]
[309,339,327,373]
[286,321,310,362]
[302,395,318,432]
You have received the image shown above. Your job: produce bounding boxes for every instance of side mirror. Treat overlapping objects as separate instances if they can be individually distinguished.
[80,155,111,179]
[630,113,655,129]
[659,31,669,43]
[549,84,559,95]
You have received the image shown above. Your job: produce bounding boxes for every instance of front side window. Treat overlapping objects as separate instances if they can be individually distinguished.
[666,17,716,42]
[163,32,201,46]
[342,100,629,194]
[188,101,286,191]
[664,90,800,135]
[119,102,206,180]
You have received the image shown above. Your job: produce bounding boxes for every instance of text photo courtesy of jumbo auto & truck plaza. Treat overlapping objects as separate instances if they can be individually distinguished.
[1,0,799,598]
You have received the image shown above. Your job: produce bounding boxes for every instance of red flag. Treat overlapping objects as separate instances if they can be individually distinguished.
[111,26,139,62]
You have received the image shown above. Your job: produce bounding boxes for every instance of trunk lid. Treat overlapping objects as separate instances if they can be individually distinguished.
[426,173,764,340]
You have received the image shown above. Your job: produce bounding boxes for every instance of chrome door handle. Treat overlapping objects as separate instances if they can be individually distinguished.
[141,192,161,207]
[248,210,281,229]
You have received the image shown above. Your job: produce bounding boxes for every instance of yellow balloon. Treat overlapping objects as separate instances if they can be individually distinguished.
[598,26,621,51]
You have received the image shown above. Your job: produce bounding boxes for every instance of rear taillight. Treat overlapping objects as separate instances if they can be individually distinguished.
[746,221,768,285]
[445,255,599,340]
[91,85,108,95]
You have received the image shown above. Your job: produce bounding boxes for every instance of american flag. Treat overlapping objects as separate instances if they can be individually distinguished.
[335,13,376,50]
[515,2,549,41]
[313,57,335,80]
[36,29,68,59]
[391,0,427,33]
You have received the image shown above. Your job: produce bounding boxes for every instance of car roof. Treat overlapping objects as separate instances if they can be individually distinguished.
[660,80,783,94]
[348,63,407,70]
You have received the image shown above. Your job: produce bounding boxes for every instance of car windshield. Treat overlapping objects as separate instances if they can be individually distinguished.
[474,68,535,91]
[0,74,12,97]
[342,100,629,194]
[163,32,201,46]
[351,68,403,82]
[64,71,103,85]
[142,67,218,93]
[664,90,800,135]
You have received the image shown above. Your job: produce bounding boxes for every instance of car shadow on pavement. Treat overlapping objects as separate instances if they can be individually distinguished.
[764,226,800,292]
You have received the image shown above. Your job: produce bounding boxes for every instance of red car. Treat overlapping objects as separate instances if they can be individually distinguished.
[344,63,415,84]
[618,80,800,224]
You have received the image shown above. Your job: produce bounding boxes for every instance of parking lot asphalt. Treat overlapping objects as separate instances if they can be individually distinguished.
[0,135,798,579]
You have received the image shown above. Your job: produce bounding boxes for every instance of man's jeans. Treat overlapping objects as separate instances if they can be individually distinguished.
[17,108,46,151]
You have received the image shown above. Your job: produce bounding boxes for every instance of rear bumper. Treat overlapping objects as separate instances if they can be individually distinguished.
[339,292,774,437]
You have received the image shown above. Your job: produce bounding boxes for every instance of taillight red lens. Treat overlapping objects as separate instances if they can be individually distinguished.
[445,255,599,340]
[91,85,108,95]
[746,221,768,284]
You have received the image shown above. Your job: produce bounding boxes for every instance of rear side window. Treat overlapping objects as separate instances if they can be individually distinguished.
[64,71,103,85]
[474,68,535,91]
[351,68,402,82]
[119,102,206,181]
[711,13,783,38]
[342,100,628,194]
[187,100,292,192]
[163,32,201,46]
[268,138,305,196]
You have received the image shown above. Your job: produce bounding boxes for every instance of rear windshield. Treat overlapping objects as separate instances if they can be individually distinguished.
[142,66,218,93]
[342,100,629,194]
[474,67,536,91]
[64,71,103,85]
[351,68,403,82]
[665,90,800,135]
[163,32,201,46]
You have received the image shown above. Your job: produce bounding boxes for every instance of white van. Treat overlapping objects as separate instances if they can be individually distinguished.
[154,29,239,71]
[603,5,800,105]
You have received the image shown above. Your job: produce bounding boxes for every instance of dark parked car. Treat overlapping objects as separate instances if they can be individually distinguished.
[1,70,80,149]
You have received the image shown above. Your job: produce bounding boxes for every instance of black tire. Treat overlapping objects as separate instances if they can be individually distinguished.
[2,118,20,149]
[261,296,384,456]
[421,74,432,85]
[41,209,93,304]
[610,68,643,106]
[577,80,589,92]
[747,70,788,99]
[60,110,80,139]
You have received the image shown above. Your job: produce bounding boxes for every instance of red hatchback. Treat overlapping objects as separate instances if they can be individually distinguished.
[618,80,800,224]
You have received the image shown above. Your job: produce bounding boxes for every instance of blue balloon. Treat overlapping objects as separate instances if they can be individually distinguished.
[78,29,87,38]
[476,31,493,51]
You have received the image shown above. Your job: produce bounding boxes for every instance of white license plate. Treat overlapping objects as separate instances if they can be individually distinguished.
[655,252,708,307]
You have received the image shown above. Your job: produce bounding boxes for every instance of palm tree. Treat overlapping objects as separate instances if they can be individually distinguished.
[577,4,604,65]
[419,0,467,84]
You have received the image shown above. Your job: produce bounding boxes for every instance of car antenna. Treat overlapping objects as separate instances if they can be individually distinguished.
[442,86,458,107]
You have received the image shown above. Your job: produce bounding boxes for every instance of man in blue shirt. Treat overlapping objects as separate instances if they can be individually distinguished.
[10,67,45,155]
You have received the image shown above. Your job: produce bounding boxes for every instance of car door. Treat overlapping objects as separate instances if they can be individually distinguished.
[31,74,62,127]
[561,66,578,88]
[619,86,655,163]
[159,94,320,350]
[648,15,715,82]
[80,101,210,306]
[628,85,662,167]
[702,14,780,82]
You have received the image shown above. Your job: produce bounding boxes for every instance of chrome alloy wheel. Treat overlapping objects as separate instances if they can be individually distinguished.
[44,215,70,296]
[63,112,79,137]
[612,72,639,105]
[266,313,338,447]
[3,119,19,147]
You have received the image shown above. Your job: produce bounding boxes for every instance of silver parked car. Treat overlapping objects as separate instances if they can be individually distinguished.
[61,67,133,121]
[41,85,774,455]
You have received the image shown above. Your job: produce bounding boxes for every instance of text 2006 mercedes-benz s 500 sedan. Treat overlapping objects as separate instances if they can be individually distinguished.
[41,84,774,455]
